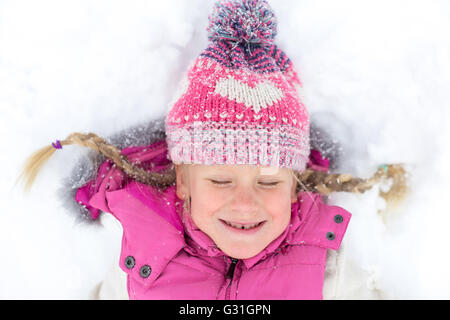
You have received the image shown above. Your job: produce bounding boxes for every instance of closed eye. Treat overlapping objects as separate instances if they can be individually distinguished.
[259,181,280,186]
[210,180,231,185]
[209,180,281,186]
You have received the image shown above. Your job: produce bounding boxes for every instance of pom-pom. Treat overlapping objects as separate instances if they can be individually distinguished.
[207,0,277,48]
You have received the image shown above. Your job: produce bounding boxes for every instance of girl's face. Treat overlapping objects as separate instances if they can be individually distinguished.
[175,164,298,259]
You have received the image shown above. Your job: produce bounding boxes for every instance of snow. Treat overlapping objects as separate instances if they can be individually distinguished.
[1,0,450,299]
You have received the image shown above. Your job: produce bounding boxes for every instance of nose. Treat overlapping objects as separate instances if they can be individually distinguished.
[229,184,259,215]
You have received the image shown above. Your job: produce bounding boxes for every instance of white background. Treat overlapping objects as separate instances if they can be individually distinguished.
[1,0,450,299]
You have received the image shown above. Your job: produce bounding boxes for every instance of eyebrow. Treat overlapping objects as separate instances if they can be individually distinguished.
[203,172,286,179]
[198,166,287,177]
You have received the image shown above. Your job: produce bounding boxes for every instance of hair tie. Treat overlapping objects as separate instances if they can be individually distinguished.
[51,140,62,150]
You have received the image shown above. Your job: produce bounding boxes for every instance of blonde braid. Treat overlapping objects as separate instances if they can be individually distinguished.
[294,163,410,211]
[18,132,175,191]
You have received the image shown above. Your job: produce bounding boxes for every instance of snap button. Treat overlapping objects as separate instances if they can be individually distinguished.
[326,232,335,241]
[334,214,344,224]
[139,265,152,278]
[124,256,135,269]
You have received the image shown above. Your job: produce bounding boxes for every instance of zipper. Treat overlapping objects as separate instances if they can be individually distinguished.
[225,258,238,300]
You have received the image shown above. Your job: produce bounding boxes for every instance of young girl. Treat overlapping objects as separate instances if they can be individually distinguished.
[19,0,408,300]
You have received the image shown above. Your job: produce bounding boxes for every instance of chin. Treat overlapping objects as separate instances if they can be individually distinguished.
[220,244,264,260]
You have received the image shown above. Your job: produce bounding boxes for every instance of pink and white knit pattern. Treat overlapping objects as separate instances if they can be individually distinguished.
[165,53,310,171]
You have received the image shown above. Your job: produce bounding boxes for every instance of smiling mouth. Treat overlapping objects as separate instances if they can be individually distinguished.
[220,219,265,230]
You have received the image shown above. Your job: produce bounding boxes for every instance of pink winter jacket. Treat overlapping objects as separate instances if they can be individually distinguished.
[76,140,351,300]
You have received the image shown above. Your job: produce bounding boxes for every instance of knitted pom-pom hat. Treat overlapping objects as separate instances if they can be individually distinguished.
[165,0,309,171]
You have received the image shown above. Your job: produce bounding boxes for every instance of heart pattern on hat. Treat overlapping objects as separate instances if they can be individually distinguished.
[214,76,284,114]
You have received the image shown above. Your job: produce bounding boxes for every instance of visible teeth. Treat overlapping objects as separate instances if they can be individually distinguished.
[224,221,260,230]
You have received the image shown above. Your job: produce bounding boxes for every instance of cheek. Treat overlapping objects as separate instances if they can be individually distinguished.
[263,189,293,226]
[189,182,225,222]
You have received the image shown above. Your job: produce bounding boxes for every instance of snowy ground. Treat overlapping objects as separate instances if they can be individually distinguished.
[1,0,450,299]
